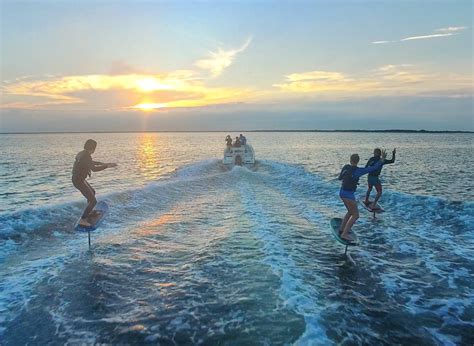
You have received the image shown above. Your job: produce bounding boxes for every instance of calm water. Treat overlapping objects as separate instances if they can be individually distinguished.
[0,132,473,344]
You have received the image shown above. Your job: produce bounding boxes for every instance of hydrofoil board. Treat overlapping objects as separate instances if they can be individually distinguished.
[330,217,358,246]
[75,201,109,232]
[360,198,384,213]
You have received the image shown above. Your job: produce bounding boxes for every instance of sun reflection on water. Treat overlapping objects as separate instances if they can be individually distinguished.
[137,134,160,179]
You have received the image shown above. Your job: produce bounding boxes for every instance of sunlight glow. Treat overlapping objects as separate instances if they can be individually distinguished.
[136,78,172,92]
[135,103,167,111]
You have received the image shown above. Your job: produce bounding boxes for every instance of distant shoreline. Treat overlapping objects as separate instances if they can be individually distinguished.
[1,129,473,134]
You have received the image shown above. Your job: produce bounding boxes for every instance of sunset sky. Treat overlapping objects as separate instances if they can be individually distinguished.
[1,0,472,132]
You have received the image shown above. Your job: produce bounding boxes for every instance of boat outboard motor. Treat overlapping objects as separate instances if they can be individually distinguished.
[235,155,243,166]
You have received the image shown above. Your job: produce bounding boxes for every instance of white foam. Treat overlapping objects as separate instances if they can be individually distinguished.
[238,181,330,344]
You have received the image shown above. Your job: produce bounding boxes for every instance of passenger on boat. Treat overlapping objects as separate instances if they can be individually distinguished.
[234,137,241,147]
[225,135,233,147]
[239,134,247,145]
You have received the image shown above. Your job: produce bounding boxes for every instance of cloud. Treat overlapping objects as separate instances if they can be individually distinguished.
[373,64,427,83]
[371,40,392,44]
[0,35,260,112]
[285,71,348,82]
[194,36,253,77]
[0,72,256,111]
[435,26,468,33]
[372,25,468,44]
[400,33,454,41]
[3,95,472,132]
[273,70,377,94]
[274,65,472,98]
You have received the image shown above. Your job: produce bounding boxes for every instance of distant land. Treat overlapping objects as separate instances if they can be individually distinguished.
[1,129,473,134]
[252,129,474,133]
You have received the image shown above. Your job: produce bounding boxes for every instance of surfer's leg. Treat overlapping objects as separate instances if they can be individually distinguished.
[82,187,97,219]
[84,181,99,216]
[341,200,359,240]
[85,180,96,196]
[365,184,373,204]
[372,183,382,207]
[74,181,97,220]
[340,198,352,233]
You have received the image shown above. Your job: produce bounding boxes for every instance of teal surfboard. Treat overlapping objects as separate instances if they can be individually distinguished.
[360,198,384,213]
[75,201,109,232]
[330,217,358,246]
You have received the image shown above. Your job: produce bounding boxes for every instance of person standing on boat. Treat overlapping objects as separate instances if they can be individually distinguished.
[239,134,247,145]
[225,135,233,147]
[72,139,117,227]
[234,136,241,147]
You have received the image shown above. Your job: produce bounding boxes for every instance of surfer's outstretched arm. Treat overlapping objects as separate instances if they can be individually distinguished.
[353,159,384,178]
[91,162,117,171]
[383,148,396,164]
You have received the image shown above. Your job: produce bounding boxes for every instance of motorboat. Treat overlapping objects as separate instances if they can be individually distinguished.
[223,142,255,165]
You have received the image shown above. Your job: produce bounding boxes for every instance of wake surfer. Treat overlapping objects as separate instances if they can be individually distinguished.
[338,152,386,242]
[72,139,117,227]
[364,148,396,210]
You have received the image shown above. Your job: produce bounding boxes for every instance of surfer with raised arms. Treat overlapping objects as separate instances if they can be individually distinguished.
[72,139,117,227]
[338,152,386,242]
[364,148,396,210]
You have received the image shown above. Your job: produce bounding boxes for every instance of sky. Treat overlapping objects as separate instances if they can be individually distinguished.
[0,0,472,132]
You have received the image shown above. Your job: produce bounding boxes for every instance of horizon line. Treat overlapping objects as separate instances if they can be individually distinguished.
[1,129,473,135]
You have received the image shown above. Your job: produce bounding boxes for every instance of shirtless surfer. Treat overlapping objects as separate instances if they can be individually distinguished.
[72,139,117,227]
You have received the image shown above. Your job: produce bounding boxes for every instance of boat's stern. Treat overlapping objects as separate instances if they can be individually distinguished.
[223,144,255,165]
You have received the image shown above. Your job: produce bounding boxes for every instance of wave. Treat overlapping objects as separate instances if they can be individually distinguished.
[1,158,472,278]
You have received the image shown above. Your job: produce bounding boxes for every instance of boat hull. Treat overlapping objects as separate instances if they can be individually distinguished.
[223,144,255,165]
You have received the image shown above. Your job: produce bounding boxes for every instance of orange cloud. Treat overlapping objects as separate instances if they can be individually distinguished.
[1,72,256,111]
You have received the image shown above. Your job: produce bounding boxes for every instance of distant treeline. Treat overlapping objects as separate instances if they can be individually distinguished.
[249,129,473,134]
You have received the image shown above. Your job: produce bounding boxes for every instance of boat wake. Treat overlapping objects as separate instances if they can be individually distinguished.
[1,159,473,344]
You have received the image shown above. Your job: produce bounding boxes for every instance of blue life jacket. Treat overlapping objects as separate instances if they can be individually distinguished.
[340,165,359,191]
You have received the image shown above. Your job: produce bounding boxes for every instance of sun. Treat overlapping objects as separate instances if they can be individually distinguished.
[136,78,171,92]
[135,103,167,111]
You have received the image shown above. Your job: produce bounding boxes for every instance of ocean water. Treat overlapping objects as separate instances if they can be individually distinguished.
[0,132,473,344]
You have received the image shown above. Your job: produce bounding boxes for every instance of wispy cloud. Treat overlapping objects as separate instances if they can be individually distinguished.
[285,71,348,83]
[401,33,454,41]
[435,26,468,33]
[194,36,253,77]
[372,40,393,45]
[372,26,468,44]
[273,70,377,94]
[373,64,427,83]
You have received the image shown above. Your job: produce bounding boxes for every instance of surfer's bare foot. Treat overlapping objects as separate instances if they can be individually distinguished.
[340,232,354,242]
[370,203,380,210]
[78,218,92,227]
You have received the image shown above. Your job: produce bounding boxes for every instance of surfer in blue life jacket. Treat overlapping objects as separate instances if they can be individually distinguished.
[364,148,396,210]
[72,139,117,227]
[338,152,386,242]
